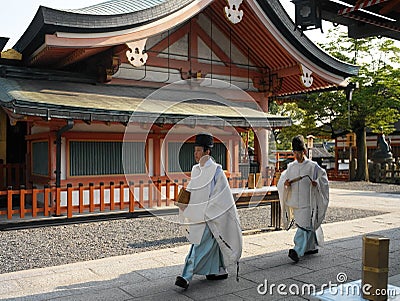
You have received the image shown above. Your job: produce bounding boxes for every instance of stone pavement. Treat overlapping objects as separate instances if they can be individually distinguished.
[0,188,399,301]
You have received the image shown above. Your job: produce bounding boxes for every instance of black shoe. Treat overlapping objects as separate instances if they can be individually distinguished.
[175,276,189,289]
[206,273,228,280]
[288,249,299,263]
[304,249,319,256]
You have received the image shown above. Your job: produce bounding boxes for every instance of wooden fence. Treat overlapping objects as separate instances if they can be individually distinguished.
[0,175,277,222]
[0,180,179,220]
[327,170,349,181]
[0,164,346,223]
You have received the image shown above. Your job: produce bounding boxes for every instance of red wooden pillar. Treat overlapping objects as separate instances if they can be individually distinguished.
[99,182,105,212]
[79,183,84,213]
[44,185,50,216]
[109,182,115,211]
[32,186,38,218]
[119,181,125,210]
[335,138,339,175]
[129,181,135,212]
[139,180,144,207]
[7,187,13,219]
[232,137,240,177]
[67,183,73,218]
[89,183,94,212]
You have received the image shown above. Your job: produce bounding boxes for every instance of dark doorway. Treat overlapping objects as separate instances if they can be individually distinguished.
[7,121,27,164]
[5,120,27,188]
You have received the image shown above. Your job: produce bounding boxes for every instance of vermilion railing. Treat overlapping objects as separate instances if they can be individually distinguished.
[327,170,349,181]
[0,174,279,222]
[0,180,184,220]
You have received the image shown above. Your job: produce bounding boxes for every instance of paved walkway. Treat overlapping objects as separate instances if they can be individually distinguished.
[0,189,400,300]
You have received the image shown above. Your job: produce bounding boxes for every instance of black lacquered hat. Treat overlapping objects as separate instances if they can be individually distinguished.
[292,135,306,151]
[195,133,214,148]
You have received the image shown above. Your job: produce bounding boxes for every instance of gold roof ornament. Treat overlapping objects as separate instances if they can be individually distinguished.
[1,49,22,60]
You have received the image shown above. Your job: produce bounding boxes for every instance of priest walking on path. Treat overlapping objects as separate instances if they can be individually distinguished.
[175,133,242,290]
[277,135,329,263]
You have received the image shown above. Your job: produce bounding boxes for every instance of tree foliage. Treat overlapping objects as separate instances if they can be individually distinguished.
[319,30,400,136]
[271,29,400,180]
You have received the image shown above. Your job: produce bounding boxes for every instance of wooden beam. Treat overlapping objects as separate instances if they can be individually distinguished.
[55,48,88,68]
[275,65,301,78]
[194,20,234,67]
[203,7,265,68]
[379,0,400,14]
[189,18,198,62]
[147,23,190,54]
[343,13,400,33]
[338,0,390,15]
[28,46,52,65]
[122,55,264,78]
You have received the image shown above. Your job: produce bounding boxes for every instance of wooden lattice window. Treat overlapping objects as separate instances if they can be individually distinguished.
[69,141,145,176]
[32,141,49,176]
[168,142,226,173]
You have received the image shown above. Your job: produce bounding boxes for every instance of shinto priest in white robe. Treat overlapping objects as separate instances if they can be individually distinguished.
[179,157,242,273]
[277,158,329,246]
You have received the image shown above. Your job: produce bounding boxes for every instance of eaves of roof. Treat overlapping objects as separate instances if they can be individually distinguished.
[65,0,166,15]
[13,0,359,88]
[318,0,400,41]
[0,38,9,52]
[14,0,193,54]
[0,76,291,128]
[256,0,359,78]
[310,146,334,158]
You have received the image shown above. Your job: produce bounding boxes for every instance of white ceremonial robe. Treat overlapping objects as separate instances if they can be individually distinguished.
[277,158,329,245]
[180,158,242,266]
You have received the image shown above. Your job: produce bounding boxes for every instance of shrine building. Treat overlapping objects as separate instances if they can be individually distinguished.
[0,0,358,215]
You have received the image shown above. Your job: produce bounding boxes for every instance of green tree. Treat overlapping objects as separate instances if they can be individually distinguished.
[321,32,400,181]
[269,101,313,150]
[272,30,400,181]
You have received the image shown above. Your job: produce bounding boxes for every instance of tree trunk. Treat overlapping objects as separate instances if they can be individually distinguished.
[355,127,369,181]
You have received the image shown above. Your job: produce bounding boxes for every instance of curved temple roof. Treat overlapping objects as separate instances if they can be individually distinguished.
[11,0,358,97]
[257,1,358,78]
[0,74,291,128]
[14,0,194,53]
[64,0,166,15]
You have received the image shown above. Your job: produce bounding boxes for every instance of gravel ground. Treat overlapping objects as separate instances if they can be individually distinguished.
[0,181,398,274]
[330,180,400,193]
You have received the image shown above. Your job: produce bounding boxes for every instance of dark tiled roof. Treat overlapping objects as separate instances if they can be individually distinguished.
[0,38,9,52]
[310,145,334,158]
[65,0,165,15]
[0,74,291,127]
[14,0,358,79]
[14,0,193,53]
[256,0,359,78]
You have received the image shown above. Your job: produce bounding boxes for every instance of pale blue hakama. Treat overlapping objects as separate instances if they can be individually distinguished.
[181,166,225,282]
[293,226,317,257]
[292,206,317,257]
[182,225,225,281]
[278,159,328,259]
